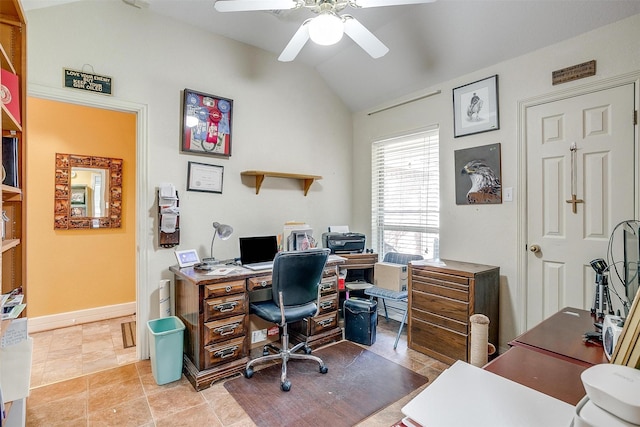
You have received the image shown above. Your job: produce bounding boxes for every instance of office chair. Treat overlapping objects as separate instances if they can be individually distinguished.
[365,252,423,349]
[245,248,330,391]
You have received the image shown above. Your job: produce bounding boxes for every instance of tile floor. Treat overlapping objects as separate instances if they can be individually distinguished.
[26,314,448,426]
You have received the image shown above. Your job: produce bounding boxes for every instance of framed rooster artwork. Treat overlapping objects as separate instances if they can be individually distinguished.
[454,143,502,205]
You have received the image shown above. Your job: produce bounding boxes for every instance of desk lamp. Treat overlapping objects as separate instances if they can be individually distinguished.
[202,221,233,264]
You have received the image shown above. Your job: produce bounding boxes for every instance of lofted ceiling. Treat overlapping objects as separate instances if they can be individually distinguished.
[23,0,640,112]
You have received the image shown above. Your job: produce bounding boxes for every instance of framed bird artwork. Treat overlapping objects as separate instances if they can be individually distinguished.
[454,143,502,205]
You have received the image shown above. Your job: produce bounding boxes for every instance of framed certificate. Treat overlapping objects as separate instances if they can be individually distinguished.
[187,161,224,194]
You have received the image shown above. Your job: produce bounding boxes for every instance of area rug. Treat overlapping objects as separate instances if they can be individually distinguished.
[121,321,136,349]
[224,340,428,427]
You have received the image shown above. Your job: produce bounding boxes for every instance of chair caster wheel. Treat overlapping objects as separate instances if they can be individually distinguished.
[244,367,254,379]
[319,365,328,374]
[281,380,291,392]
[304,346,312,355]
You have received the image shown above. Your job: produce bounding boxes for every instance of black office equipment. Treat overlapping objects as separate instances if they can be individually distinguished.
[240,235,278,270]
[344,297,377,346]
[322,232,366,254]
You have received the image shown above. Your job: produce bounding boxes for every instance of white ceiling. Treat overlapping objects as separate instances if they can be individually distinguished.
[23,0,640,112]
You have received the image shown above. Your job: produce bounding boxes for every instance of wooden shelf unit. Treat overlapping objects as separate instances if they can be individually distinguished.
[240,170,322,196]
[1,0,27,299]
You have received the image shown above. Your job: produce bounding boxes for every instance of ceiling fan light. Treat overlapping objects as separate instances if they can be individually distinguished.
[308,13,344,46]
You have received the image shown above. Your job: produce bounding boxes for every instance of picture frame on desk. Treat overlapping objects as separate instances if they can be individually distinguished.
[181,88,233,158]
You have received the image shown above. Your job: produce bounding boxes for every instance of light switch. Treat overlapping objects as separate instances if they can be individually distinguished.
[504,187,513,202]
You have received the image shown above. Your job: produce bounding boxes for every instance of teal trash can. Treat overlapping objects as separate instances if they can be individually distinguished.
[147,316,185,385]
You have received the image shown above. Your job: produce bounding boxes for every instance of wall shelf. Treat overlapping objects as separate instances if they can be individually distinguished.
[240,170,322,196]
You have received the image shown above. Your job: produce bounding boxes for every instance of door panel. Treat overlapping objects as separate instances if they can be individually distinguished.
[526,84,635,329]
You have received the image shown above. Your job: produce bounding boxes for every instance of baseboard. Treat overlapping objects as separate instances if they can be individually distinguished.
[27,302,136,333]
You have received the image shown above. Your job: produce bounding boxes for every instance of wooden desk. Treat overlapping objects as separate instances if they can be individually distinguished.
[170,255,344,391]
[485,307,606,406]
[510,307,608,366]
[484,346,588,405]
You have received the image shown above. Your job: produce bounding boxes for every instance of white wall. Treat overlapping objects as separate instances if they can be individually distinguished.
[26,2,353,330]
[353,13,640,347]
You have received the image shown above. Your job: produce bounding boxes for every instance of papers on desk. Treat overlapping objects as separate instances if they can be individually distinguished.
[402,360,575,427]
[206,267,238,276]
[1,318,32,404]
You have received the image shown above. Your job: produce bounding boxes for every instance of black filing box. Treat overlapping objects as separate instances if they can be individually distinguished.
[344,297,377,345]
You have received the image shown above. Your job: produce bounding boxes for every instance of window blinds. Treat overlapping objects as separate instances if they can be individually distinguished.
[371,128,440,259]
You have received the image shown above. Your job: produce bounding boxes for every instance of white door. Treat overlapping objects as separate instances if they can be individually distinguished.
[526,83,636,329]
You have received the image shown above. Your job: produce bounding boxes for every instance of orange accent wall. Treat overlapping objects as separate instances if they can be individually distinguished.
[26,97,136,318]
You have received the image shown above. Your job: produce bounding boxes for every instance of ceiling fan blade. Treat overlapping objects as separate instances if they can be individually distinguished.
[353,0,435,7]
[343,16,389,59]
[278,21,311,62]
[214,0,298,12]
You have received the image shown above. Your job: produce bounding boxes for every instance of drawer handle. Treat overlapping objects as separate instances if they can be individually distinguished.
[225,285,232,293]
[260,280,268,287]
[320,283,332,292]
[214,323,240,336]
[317,319,333,328]
[214,302,238,312]
[320,301,334,310]
[214,346,238,359]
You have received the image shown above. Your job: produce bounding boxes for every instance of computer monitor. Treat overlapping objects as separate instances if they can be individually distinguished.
[239,236,278,265]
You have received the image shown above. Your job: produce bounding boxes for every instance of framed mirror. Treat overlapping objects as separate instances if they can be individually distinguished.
[54,153,123,229]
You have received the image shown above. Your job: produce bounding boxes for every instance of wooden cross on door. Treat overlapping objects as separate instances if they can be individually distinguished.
[566,194,584,214]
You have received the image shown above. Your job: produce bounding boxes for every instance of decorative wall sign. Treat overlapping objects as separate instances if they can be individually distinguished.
[187,161,224,194]
[181,89,233,158]
[552,60,596,85]
[454,143,502,205]
[453,75,499,138]
[63,68,112,95]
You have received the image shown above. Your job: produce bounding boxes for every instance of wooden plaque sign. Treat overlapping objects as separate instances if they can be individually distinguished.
[552,60,596,85]
[63,68,113,95]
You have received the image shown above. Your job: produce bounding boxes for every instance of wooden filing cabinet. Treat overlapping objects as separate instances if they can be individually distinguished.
[175,272,251,391]
[408,260,499,365]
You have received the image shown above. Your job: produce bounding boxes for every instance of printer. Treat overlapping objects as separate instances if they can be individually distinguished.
[322,232,366,254]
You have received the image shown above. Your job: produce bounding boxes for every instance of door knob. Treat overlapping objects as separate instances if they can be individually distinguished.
[529,244,541,253]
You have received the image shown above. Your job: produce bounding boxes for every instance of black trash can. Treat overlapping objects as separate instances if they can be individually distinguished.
[344,297,377,345]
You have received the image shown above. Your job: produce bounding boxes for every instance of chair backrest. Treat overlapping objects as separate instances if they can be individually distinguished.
[271,248,330,307]
[382,252,423,265]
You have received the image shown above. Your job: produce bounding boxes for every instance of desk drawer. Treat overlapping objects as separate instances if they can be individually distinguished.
[204,280,246,299]
[411,307,467,334]
[294,312,338,336]
[203,336,245,369]
[204,314,245,346]
[247,275,272,291]
[318,293,339,316]
[412,290,469,323]
[204,293,247,322]
[319,277,337,296]
[412,279,469,302]
[410,317,468,362]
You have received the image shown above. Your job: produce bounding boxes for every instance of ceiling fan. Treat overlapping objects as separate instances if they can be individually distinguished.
[213,0,435,62]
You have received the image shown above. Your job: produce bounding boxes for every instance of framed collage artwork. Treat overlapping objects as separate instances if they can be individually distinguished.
[181,88,233,158]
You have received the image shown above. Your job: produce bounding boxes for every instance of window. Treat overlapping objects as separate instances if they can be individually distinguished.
[371,128,439,259]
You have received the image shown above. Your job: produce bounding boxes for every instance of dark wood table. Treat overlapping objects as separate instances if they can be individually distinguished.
[484,345,588,405]
[510,307,608,366]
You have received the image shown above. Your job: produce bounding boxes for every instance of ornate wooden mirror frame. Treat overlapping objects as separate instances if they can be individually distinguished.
[54,153,123,230]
